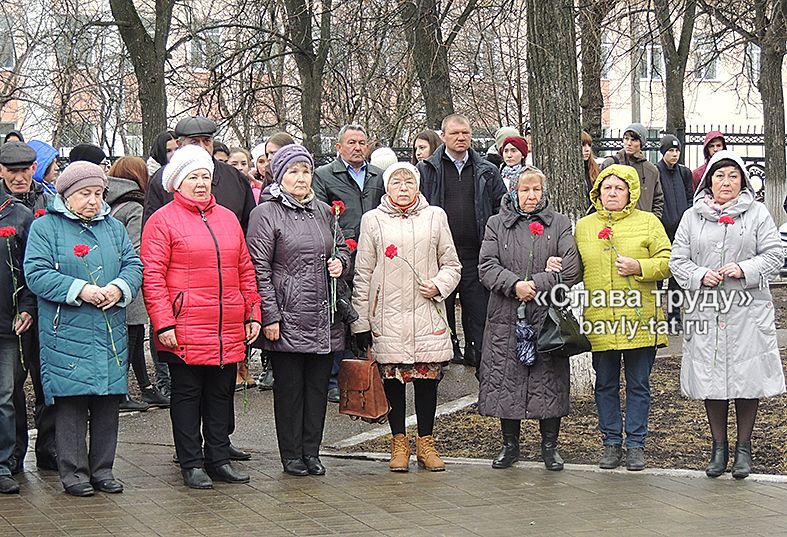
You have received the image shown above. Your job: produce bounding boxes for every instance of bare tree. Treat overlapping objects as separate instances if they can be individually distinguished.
[701,0,787,223]
[109,0,175,155]
[579,0,617,141]
[654,0,696,151]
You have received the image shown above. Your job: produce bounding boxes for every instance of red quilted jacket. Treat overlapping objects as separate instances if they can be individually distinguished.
[141,192,260,366]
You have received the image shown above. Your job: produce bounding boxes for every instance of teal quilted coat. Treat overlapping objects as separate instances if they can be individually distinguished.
[24,196,143,405]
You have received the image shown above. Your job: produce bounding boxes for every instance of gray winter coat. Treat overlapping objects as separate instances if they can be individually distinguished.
[602,149,664,218]
[477,196,582,420]
[246,186,351,355]
[107,176,148,325]
[669,151,785,400]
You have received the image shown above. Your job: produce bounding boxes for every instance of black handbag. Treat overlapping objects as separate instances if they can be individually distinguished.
[536,277,591,358]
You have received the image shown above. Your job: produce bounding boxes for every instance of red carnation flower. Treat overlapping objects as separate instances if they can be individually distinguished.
[529,222,544,236]
[346,239,358,252]
[384,244,398,259]
[34,209,46,218]
[0,226,16,238]
[719,215,735,225]
[73,244,90,257]
[598,227,613,240]
[331,200,345,215]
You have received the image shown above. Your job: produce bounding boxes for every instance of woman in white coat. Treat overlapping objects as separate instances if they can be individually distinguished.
[352,162,461,473]
[669,150,784,479]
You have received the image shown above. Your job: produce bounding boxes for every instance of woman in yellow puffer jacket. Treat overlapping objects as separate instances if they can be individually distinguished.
[575,164,671,472]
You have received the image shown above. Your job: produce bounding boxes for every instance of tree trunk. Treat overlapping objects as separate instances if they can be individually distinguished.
[109,0,173,156]
[579,1,615,142]
[527,0,593,395]
[283,0,330,152]
[759,47,787,225]
[400,0,454,129]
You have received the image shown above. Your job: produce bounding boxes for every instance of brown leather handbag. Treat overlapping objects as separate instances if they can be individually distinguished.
[338,350,390,424]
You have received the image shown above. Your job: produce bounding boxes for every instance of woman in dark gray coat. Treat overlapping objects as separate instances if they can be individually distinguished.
[246,144,351,477]
[477,167,581,471]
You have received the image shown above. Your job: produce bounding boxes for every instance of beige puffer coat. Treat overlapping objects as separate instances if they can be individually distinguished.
[351,194,462,364]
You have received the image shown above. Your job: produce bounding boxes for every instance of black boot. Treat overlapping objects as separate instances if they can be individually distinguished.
[731,441,752,479]
[539,418,564,471]
[463,343,479,368]
[450,335,464,364]
[705,440,729,478]
[492,419,520,469]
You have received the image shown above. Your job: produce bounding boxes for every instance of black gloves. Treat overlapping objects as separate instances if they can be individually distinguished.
[355,331,372,353]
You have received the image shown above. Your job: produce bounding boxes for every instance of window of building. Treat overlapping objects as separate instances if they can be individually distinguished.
[601,35,613,79]
[746,43,761,81]
[0,17,15,69]
[639,44,664,81]
[191,26,222,70]
[694,39,719,81]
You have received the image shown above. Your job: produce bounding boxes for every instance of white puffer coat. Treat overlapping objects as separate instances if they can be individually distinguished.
[351,194,461,364]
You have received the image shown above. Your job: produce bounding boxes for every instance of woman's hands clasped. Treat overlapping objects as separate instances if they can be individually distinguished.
[703,263,743,287]
[79,283,123,310]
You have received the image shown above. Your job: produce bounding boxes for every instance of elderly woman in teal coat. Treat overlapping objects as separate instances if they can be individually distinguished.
[24,162,143,497]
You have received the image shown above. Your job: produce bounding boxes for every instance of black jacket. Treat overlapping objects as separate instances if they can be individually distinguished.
[143,159,255,233]
[0,195,36,339]
[312,158,385,241]
[656,160,693,241]
[0,181,50,212]
[418,145,507,242]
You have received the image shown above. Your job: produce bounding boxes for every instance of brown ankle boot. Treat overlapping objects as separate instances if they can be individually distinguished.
[416,435,445,471]
[389,434,410,472]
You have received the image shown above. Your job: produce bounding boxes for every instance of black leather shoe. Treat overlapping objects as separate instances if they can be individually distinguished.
[731,441,752,479]
[303,456,326,475]
[91,479,124,493]
[65,482,95,497]
[492,419,520,469]
[207,463,250,484]
[463,344,479,367]
[36,453,58,472]
[539,418,564,471]
[327,387,340,403]
[625,447,646,471]
[282,458,309,476]
[229,444,251,461]
[450,335,464,364]
[182,468,213,489]
[0,475,20,494]
[119,396,149,413]
[599,444,622,469]
[706,440,729,478]
[140,385,170,408]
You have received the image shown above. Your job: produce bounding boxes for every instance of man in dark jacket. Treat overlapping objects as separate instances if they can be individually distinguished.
[0,193,35,493]
[601,123,664,218]
[313,124,385,241]
[0,142,57,475]
[143,116,256,231]
[313,124,384,402]
[657,134,693,329]
[418,114,507,367]
[142,116,256,462]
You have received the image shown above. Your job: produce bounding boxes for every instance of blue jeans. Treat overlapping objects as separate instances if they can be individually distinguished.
[592,347,656,449]
[0,338,19,476]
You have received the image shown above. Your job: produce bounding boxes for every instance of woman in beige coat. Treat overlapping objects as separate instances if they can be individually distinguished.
[352,162,461,472]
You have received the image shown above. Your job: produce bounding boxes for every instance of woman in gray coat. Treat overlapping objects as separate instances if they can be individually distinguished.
[478,166,581,471]
[246,144,351,477]
[670,150,785,480]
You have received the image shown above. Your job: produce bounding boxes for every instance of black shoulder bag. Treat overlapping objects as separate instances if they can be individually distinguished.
[536,275,591,358]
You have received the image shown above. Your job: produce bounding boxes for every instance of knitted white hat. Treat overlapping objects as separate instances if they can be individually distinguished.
[250,143,266,166]
[370,147,398,172]
[162,145,215,193]
[383,162,420,190]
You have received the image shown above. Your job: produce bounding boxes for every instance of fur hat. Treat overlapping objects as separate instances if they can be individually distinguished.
[162,145,214,193]
[269,144,313,185]
[56,161,107,199]
[383,162,420,190]
[370,147,398,172]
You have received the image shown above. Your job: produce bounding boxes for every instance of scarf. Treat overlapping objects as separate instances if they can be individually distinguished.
[500,164,522,191]
[703,194,738,215]
[270,182,315,210]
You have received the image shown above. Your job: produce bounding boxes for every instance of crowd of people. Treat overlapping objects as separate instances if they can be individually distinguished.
[0,116,782,497]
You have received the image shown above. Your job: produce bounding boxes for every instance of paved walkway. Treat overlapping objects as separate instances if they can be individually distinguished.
[3,442,787,537]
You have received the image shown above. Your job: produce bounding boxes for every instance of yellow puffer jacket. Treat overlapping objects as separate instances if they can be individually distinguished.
[575,164,672,351]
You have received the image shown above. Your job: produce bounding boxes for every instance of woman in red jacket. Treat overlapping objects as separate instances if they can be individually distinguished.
[141,145,261,490]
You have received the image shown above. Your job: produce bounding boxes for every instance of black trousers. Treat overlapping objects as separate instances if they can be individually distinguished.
[55,395,120,488]
[270,352,332,460]
[13,326,56,464]
[127,325,151,389]
[444,258,489,354]
[168,362,236,469]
